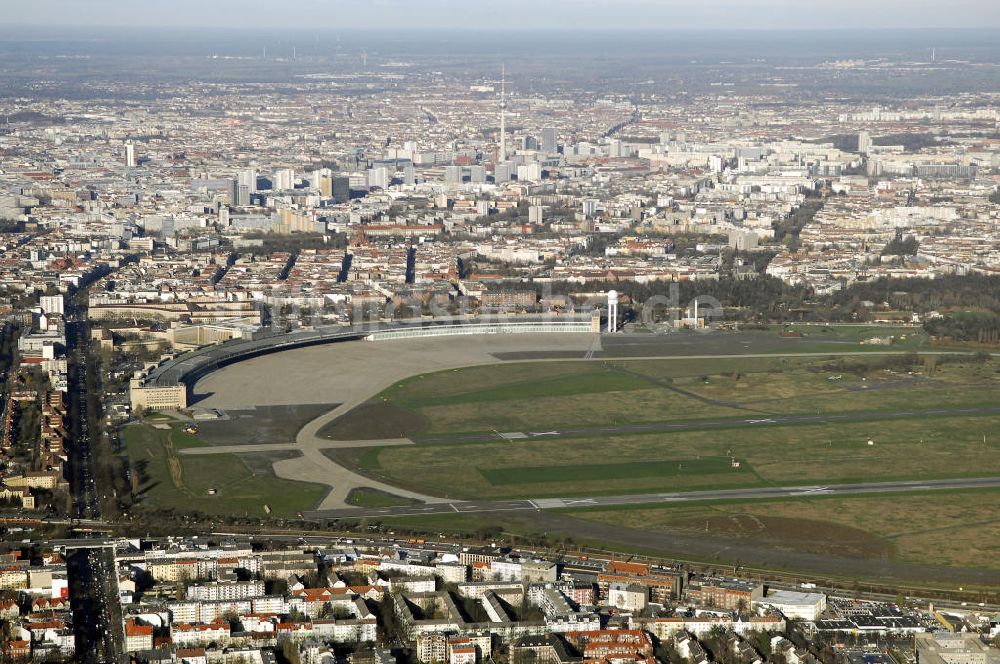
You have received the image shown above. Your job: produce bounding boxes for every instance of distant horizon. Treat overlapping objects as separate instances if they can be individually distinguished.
[4,0,1000,31]
[5,25,1000,34]
[5,22,998,65]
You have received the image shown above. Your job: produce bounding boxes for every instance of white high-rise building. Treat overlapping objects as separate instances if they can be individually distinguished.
[517,163,542,182]
[528,206,544,224]
[123,141,135,168]
[273,168,295,190]
[367,167,390,190]
[470,165,487,184]
[308,168,331,189]
[237,169,258,194]
[494,162,512,183]
[39,295,65,316]
[444,165,463,185]
[858,131,872,156]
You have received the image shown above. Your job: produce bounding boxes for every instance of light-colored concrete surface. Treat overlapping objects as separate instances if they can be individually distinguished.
[192,333,598,409]
[187,333,600,509]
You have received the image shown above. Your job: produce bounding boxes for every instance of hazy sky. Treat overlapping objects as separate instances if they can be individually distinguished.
[5,0,1000,30]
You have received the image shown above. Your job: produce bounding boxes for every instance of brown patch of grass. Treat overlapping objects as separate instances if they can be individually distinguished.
[668,514,893,559]
[577,491,1000,570]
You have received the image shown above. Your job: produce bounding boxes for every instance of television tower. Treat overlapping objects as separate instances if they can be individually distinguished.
[499,64,507,163]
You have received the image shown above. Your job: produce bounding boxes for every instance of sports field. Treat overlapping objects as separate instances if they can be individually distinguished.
[123,420,328,518]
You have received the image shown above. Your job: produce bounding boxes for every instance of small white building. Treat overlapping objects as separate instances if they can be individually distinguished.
[752,590,826,621]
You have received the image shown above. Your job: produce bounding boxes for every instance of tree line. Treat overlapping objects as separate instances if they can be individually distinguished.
[529,272,1000,333]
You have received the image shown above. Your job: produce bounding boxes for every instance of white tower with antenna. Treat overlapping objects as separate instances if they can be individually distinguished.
[607,290,619,333]
[499,64,507,164]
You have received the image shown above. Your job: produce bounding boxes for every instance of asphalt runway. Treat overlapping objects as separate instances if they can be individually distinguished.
[304,475,1000,520]
[415,405,1000,444]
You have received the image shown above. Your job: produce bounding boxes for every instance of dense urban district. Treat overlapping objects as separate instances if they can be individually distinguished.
[0,26,999,664]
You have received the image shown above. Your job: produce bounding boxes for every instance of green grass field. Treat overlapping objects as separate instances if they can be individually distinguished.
[344,412,1000,500]
[123,421,328,518]
[321,352,998,441]
[316,351,999,501]
[778,324,925,344]
[480,457,751,485]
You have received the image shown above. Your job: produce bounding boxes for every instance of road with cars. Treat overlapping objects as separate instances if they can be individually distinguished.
[65,293,127,664]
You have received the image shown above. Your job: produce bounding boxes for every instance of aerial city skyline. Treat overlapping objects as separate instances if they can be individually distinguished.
[0,4,999,663]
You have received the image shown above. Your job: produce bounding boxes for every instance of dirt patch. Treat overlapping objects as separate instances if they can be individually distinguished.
[319,401,428,440]
[667,514,892,559]
[525,512,1000,587]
